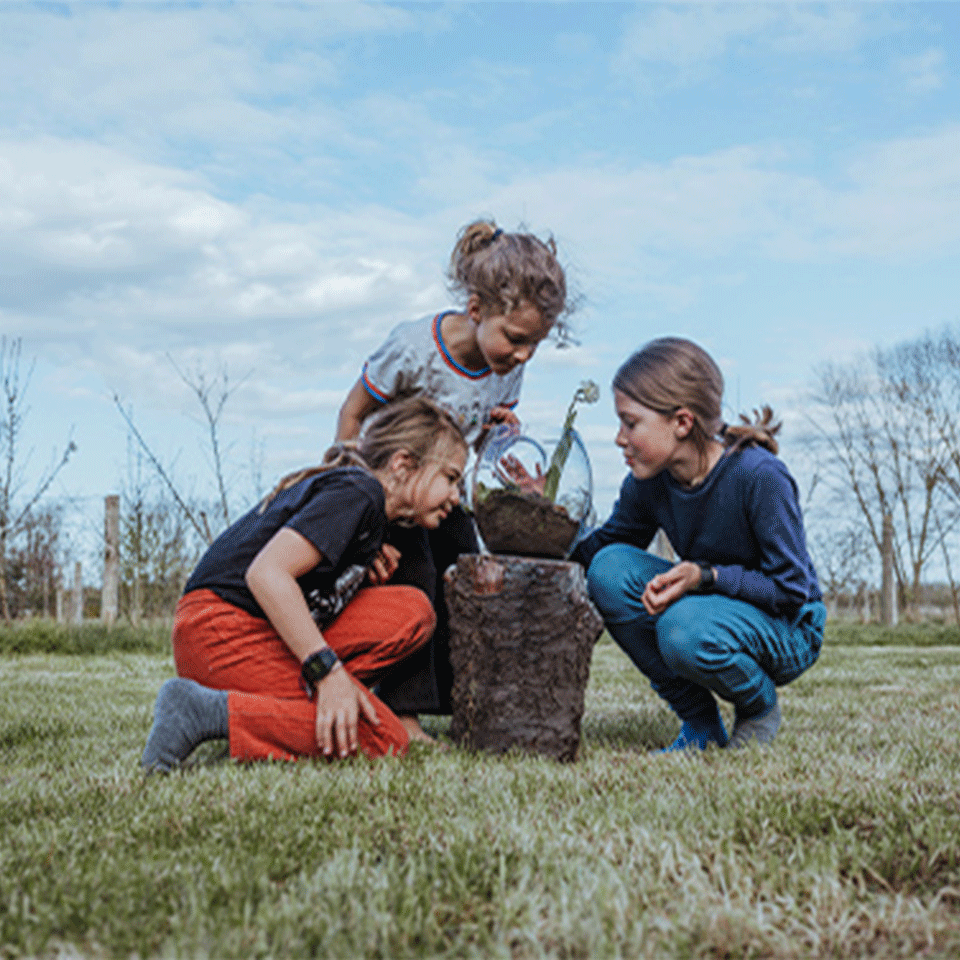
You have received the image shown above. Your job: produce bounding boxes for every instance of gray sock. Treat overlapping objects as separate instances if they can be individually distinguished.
[728,701,782,749]
[141,678,229,773]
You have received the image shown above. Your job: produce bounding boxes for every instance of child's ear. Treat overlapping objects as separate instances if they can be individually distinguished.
[388,449,416,477]
[466,294,484,324]
[674,408,695,439]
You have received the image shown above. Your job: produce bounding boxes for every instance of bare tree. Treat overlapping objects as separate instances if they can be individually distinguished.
[6,502,64,618]
[168,357,248,531]
[114,356,250,546]
[113,396,213,544]
[809,331,958,615]
[0,337,76,621]
[921,330,960,508]
[120,448,201,624]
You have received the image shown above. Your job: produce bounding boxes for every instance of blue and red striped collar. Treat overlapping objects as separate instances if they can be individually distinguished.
[432,311,491,379]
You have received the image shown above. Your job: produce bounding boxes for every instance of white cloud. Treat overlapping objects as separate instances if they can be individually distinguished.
[614,4,775,74]
[898,47,947,93]
[477,125,960,278]
[612,2,873,82]
[6,117,960,421]
[0,136,434,325]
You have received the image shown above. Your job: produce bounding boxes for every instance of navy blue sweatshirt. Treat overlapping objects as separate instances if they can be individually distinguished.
[572,445,821,619]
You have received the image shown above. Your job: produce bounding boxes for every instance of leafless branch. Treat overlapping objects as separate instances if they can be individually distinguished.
[112,394,213,545]
[167,356,250,529]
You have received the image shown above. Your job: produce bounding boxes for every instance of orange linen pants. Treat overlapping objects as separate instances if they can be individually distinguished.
[171,587,436,762]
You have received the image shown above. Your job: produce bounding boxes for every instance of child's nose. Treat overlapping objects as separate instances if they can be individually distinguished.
[513,344,533,363]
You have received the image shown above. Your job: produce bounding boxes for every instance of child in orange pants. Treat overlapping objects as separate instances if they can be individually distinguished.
[141,396,467,771]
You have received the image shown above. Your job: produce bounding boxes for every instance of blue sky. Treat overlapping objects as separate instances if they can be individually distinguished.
[2,1,959,559]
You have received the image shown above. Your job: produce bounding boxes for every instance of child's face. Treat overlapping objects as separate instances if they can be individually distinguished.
[471,298,550,376]
[406,441,468,528]
[613,389,683,480]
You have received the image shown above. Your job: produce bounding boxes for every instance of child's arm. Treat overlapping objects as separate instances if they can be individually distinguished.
[336,378,384,441]
[246,527,379,758]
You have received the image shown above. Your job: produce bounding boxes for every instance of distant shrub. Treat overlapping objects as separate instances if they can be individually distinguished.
[0,620,171,655]
[825,621,960,647]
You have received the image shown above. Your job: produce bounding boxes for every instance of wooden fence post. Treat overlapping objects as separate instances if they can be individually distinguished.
[72,561,83,624]
[880,511,898,627]
[102,494,120,626]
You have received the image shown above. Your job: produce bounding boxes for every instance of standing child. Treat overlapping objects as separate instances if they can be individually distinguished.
[141,396,468,772]
[572,337,825,751]
[336,219,571,740]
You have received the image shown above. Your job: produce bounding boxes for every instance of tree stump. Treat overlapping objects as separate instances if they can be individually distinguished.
[446,554,604,762]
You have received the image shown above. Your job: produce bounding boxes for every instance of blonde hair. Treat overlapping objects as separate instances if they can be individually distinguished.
[448,219,573,344]
[261,395,467,511]
[613,337,780,465]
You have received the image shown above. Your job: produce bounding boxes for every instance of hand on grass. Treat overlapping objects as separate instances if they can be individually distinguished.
[368,544,401,584]
[314,666,379,758]
[642,561,702,616]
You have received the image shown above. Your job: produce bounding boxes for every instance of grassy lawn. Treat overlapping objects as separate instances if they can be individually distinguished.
[1,623,959,958]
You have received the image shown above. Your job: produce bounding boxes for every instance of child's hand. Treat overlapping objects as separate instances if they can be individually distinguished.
[497,453,546,495]
[488,405,520,427]
[642,561,702,615]
[314,666,380,758]
[475,406,521,451]
[368,544,401,584]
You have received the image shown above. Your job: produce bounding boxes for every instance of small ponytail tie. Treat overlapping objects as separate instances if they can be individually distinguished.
[489,228,503,243]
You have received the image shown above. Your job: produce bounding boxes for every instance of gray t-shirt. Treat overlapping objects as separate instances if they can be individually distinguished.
[361,311,524,447]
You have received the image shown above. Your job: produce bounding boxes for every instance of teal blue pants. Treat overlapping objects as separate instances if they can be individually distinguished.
[586,544,825,720]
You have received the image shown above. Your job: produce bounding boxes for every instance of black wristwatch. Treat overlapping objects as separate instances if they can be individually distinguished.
[301,648,341,699]
[696,562,716,593]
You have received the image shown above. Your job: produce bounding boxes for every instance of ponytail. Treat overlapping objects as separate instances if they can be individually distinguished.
[721,406,781,455]
[447,218,572,343]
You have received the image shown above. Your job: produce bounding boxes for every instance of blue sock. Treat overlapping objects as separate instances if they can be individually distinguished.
[659,703,728,753]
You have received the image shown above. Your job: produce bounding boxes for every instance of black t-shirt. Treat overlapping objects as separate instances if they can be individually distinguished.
[184,467,387,619]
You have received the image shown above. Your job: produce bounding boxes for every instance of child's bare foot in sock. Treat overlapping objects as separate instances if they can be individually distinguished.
[398,714,448,749]
[141,677,228,773]
[728,701,782,749]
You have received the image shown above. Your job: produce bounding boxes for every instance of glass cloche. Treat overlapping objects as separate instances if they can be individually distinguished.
[469,382,598,559]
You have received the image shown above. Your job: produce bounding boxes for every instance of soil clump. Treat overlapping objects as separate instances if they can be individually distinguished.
[473,487,580,559]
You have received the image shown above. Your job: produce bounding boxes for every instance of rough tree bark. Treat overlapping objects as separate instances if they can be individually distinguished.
[446,554,604,762]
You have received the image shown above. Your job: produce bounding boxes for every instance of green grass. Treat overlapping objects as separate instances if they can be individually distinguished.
[0,619,171,655]
[1,629,959,958]
[824,621,960,647]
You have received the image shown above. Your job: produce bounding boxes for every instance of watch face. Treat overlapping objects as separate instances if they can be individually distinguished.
[304,648,338,682]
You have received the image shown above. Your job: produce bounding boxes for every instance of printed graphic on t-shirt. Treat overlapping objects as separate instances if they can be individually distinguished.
[361,312,523,447]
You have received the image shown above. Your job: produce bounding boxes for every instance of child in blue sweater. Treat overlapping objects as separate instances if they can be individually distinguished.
[572,337,825,751]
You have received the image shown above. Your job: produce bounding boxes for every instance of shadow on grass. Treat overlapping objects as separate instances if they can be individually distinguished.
[581,710,674,751]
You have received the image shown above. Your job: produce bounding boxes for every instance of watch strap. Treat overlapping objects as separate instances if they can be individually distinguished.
[696,562,716,593]
[301,647,342,698]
